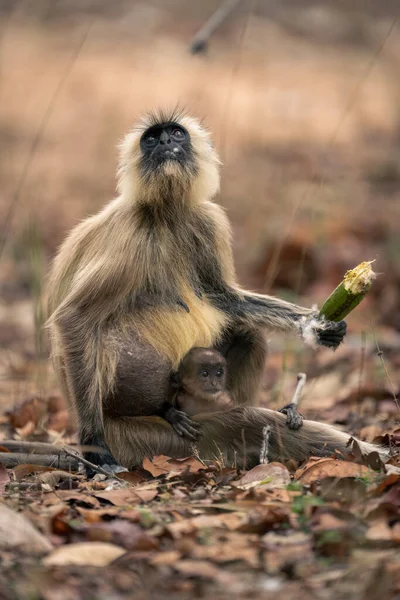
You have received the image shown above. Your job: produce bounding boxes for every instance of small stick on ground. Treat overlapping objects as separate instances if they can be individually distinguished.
[0,452,79,470]
[0,440,73,454]
[0,441,122,478]
[189,0,242,54]
[292,373,307,408]
[259,425,271,465]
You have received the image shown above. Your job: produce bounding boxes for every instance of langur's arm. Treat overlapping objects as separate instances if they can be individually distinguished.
[205,204,346,348]
[208,287,347,349]
[236,290,347,348]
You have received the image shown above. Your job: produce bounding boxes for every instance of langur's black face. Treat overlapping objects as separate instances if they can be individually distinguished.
[140,121,195,175]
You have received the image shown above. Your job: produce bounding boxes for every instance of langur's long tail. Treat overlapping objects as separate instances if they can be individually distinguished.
[105,406,388,470]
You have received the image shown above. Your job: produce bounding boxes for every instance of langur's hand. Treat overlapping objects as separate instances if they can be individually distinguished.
[301,315,347,350]
[164,406,201,441]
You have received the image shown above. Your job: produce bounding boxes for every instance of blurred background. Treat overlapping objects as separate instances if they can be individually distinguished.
[0,0,399,435]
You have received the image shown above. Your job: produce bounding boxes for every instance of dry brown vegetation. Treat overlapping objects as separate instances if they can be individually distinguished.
[0,1,400,598]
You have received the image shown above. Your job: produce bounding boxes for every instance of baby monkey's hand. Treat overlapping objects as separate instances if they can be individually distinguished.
[164,406,200,441]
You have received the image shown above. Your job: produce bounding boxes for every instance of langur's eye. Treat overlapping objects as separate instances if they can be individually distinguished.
[145,135,157,146]
[216,369,224,377]
[200,370,209,378]
[171,128,185,140]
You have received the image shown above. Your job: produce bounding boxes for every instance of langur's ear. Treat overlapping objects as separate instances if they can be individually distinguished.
[170,371,180,388]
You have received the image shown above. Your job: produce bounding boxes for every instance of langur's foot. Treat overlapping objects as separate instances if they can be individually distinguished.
[82,439,123,478]
[164,406,201,441]
[100,464,128,476]
[279,402,304,430]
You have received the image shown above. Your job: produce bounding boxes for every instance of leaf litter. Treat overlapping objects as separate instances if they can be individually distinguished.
[0,427,398,600]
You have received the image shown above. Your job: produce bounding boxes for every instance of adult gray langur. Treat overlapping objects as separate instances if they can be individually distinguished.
[46,109,383,474]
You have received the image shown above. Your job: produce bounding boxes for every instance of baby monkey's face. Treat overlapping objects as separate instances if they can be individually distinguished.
[197,361,226,394]
[179,348,228,398]
[182,360,226,397]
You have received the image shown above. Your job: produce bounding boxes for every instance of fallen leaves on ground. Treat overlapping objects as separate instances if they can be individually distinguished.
[0,441,398,599]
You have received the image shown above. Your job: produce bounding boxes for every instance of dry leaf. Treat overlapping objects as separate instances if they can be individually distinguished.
[12,464,57,481]
[43,542,126,566]
[15,421,36,438]
[374,473,400,495]
[142,455,204,478]
[165,457,206,476]
[94,489,146,506]
[57,491,101,508]
[239,505,291,534]
[364,486,400,520]
[76,507,121,522]
[175,559,239,585]
[366,519,393,541]
[312,512,350,532]
[151,551,182,566]
[391,522,400,542]
[86,520,159,551]
[191,534,260,567]
[142,455,170,477]
[37,470,75,488]
[263,531,313,575]
[51,510,74,537]
[47,409,74,434]
[7,396,47,428]
[47,395,67,413]
[167,513,244,539]
[296,457,371,484]
[0,504,52,554]
[234,463,290,489]
[117,471,147,485]
[129,487,158,503]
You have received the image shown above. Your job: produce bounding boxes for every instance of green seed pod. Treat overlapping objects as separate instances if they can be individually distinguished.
[319,261,376,322]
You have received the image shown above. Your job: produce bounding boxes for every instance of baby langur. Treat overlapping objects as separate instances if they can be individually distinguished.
[164,348,233,439]
[165,347,303,435]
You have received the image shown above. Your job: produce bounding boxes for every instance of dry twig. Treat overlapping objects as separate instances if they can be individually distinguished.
[292,373,307,408]
[189,0,242,53]
[259,426,271,465]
